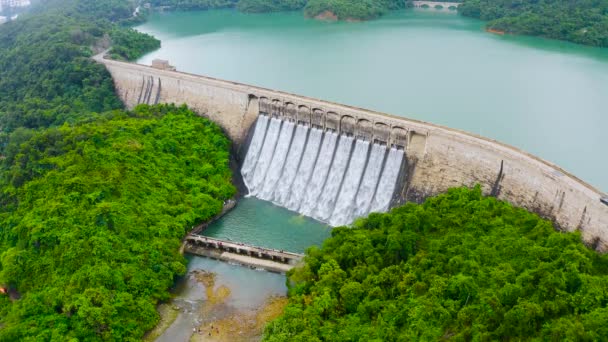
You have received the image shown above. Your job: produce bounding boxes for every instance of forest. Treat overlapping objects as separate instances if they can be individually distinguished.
[0,105,235,340]
[0,0,235,340]
[264,187,608,341]
[460,0,608,48]
[0,0,159,134]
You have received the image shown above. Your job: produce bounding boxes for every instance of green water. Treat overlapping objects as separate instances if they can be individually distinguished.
[138,9,608,194]
[204,198,331,253]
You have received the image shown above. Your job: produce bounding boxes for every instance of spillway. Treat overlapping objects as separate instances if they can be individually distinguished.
[242,115,405,226]
[284,128,323,211]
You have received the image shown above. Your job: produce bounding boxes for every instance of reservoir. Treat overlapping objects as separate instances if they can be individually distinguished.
[137,9,608,193]
[135,9,608,340]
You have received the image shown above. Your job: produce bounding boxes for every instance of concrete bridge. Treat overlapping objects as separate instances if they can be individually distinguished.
[95,56,608,252]
[412,1,461,10]
[184,235,303,273]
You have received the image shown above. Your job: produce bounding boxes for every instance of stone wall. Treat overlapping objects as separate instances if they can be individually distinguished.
[97,57,608,251]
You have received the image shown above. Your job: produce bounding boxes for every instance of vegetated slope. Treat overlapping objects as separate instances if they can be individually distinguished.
[304,0,405,20]
[238,0,308,13]
[0,105,235,340]
[0,1,237,339]
[264,187,608,341]
[0,0,159,134]
[460,0,608,47]
[147,0,239,11]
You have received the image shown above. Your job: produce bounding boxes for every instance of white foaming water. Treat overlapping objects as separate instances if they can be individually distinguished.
[248,117,282,196]
[241,115,269,188]
[241,117,404,226]
[272,124,309,206]
[369,148,404,213]
[299,131,338,217]
[284,128,323,211]
[258,121,295,201]
[352,143,387,220]
[329,139,370,226]
[313,135,355,222]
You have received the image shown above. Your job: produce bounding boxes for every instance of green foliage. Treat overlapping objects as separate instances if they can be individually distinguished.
[238,0,307,13]
[460,0,608,47]
[0,104,235,340]
[304,0,404,20]
[109,28,161,61]
[0,14,121,132]
[148,0,239,11]
[0,0,160,133]
[264,187,608,341]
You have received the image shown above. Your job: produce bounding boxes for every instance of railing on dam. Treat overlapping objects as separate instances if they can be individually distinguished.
[184,235,303,273]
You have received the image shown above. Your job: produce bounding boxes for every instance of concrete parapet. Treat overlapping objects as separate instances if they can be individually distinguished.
[96,57,608,252]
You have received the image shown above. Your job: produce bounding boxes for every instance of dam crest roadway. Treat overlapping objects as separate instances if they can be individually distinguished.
[95,56,608,252]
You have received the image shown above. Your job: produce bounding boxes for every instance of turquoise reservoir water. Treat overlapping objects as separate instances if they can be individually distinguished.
[138,9,608,193]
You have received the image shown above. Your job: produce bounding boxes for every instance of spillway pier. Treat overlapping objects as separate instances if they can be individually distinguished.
[184,235,304,273]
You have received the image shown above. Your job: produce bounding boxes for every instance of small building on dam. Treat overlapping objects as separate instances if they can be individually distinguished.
[95,56,608,252]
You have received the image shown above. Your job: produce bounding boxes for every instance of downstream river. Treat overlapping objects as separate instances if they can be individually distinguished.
[136,9,608,341]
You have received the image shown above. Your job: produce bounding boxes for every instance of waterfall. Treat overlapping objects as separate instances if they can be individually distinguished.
[352,143,387,221]
[272,124,309,206]
[329,139,370,226]
[299,131,338,217]
[241,116,405,226]
[258,121,295,201]
[312,135,355,222]
[284,128,323,211]
[248,117,282,196]
[369,148,404,213]
[241,115,269,188]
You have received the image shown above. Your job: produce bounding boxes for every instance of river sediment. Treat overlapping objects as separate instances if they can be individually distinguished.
[153,256,287,342]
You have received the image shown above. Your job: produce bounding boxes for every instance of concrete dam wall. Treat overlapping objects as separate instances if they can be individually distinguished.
[97,57,608,251]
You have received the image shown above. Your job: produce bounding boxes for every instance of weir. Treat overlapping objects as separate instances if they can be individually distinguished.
[184,235,303,273]
[242,114,404,226]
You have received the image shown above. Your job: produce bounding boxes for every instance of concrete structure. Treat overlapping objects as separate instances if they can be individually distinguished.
[0,0,30,10]
[412,1,460,10]
[184,235,303,273]
[96,56,608,252]
[151,59,176,71]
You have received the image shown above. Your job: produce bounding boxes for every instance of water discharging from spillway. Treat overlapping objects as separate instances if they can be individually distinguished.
[242,114,405,227]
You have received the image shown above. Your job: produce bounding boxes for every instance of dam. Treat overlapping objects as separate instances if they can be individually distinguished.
[95,56,608,252]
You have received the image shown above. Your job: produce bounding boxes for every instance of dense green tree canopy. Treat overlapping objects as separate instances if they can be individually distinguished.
[238,0,307,13]
[0,0,159,134]
[0,105,235,340]
[264,187,608,341]
[304,0,404,20]
[460,0,608,47]
[0,1,236,339]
